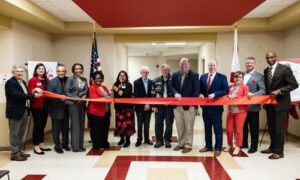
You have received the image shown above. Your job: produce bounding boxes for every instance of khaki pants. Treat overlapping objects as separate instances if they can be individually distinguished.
[174,106,196,148]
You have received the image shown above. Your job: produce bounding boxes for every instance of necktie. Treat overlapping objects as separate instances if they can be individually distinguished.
[206,74,212,90]
[267,67,272,85]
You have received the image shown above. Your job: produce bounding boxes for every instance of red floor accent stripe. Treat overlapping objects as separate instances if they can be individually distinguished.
[22,175,46,180]
[105,156,231,180]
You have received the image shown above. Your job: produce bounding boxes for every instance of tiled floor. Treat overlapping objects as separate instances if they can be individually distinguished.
[1,116,300,180]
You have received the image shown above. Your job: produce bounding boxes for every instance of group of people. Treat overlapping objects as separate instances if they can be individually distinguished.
[5,50,298,162]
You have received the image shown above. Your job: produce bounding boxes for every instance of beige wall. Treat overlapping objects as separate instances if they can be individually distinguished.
[283,25,300,137]
[0,20,53,148]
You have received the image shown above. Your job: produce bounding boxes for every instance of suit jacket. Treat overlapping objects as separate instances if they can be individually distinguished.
[264,63,298,111]
[134,77,153,112]
[87,84,110,117]
[47,76,68,119]
[171,70,200,110]
[28,76,48,109]
[64,76,88,106]
[5,77,34,120]
[228,83,249,112]
[245,71,266,112]
[199,72,228,112]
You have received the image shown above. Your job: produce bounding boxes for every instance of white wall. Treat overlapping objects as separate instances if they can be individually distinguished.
[283,25,300,137]
[128,56,160,83]
[198,42,216,73]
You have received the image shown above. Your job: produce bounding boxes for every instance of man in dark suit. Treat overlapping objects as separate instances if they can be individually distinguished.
[134,66,153,147]
[47,64,70,154]
[261,51,298,159]
[5,65,41,161]
[198,60,228,157]
[242,57,266,153]
[171,58,200,153]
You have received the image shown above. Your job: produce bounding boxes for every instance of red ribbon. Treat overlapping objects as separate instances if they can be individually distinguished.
[43,91,277,106]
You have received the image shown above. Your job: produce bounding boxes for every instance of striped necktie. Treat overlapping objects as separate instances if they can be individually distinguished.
[267,66,272,85]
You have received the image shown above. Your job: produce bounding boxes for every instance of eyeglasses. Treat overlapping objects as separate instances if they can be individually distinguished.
[94,78,103,80]
[234,76,243,79]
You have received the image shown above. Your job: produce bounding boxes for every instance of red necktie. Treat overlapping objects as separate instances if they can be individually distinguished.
[206,74,212,90]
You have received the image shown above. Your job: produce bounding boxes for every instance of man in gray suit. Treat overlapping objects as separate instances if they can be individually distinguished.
[241,57,266,153]
[261,51,298,159]
[47,64,70,154]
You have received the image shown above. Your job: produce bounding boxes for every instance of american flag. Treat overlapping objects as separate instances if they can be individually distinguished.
[89,31,101,85]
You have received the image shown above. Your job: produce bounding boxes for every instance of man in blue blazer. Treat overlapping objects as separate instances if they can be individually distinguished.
[47,64,70,153]
[5,65,41,161]
[134,66,153,147]
[171,58,200,153]
[199,60,228,157]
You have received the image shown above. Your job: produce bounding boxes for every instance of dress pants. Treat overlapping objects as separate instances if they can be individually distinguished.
[266,105,286,154]
[69,103,86,150]
[136,111,151,142]
[9,110,28,156]
[31,108,48,146]
[88,112,110,149]
[174,106,196,148]
[202,110,223,151]
[226,111,247,147]
[52,111,69,150]
[242,111,259,150]
[154,106,174,143]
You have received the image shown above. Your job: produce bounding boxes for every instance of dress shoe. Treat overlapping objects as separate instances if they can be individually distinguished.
[62,146,71,151]
[268,153,284,160]
[20,152,30,158]
[165,142,171,148]
[154,142,164,148]
[34,149,45,155]
[40,147,52,151]
[173,145,184,151]
[261,149,272,154]
[182,148,192,153]
[214,151,221,157]
[55,148,64,154]
[247,149,257,154]
[241,145,249,149]
[72,149,85,152]
[80,148,86,151]
[11,155,27,161]
[144,141,153,145]
[118,138,125,145]
[223,146,234,152]
[199,147,213,153]
[123,141,130,148]
[135,141,142,147]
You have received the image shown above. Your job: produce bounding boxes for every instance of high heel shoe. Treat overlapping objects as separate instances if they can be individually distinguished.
[34,149,45,155]
[118,137,125,145]
[123,136,130,148]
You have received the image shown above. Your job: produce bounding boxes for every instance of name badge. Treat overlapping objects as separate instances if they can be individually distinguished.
[37,82,42,86]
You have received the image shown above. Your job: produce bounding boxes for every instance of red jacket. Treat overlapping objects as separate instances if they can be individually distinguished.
[28,76,48,109]
[228,83,249,112]
[87,84,110,117]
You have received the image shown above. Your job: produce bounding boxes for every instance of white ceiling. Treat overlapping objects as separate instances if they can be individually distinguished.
[30,0,299,22]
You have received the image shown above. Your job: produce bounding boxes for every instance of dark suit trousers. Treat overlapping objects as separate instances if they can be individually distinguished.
[51,111,69,149]
[154,106,174,143]
[203,110,223,151]
[69,103,85,150]
[88,112,110,149]
[242,111,259,150]
[136,111,152,142]
[266,105,286,154]
[32,108,48,145]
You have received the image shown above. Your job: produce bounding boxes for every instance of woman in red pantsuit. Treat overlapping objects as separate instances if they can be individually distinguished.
[225,71,249,155]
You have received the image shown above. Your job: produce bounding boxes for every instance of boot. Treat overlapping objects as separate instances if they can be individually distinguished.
[123,136,130,148]
[117,136,125,145]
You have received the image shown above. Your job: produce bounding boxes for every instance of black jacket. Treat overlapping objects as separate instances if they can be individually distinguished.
[5,77,34,120]
[134,77,153,112]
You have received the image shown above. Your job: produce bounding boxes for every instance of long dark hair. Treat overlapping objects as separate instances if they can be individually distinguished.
[33,63,47,79]
[115,70,129,84]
